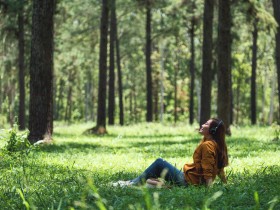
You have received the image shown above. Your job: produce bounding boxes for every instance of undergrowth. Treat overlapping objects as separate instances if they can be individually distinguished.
[0,122,279,209]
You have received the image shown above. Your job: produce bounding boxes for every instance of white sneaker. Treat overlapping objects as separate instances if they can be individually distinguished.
[112,180,133,187]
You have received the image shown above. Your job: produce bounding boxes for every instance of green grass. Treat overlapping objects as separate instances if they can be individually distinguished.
[0,122,279,209]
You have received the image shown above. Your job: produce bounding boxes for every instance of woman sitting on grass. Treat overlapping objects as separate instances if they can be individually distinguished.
[114,118,229,187]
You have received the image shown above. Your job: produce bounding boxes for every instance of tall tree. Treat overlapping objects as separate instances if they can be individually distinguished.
[108,0,116,125]
[28,0,55,143]
[188,0,196,125]
[174,37,179,123]
[217,0,232,134]
[251,18,258,124]
[200,0,214,126]
[146,1,153,122]
[115,16,124,126]
[95,0,109,133]
[272,0,280,123]
[18,0,25,130]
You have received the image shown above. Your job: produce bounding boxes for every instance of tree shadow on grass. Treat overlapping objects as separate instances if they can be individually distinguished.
[226,137,280,158]
[37,142,125,154]
[35,135,200,155]
[222,165,280,209]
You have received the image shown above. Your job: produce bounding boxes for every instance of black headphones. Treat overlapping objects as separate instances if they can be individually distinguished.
[209,120,223,135]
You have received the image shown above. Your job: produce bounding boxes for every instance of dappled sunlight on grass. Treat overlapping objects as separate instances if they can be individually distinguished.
[0,123,279,209]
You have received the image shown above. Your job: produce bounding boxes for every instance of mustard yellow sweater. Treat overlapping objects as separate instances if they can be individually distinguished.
[183,139,224,185]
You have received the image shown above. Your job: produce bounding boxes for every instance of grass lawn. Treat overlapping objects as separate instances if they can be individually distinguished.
[0,122,279,209]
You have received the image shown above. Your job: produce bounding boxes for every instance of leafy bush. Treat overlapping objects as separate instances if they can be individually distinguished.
[0,125,31,154]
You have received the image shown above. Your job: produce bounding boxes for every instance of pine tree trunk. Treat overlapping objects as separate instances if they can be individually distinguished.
[113,4,124,125]
[189,9,196,125]
[272,0,280,124]
[217,0,232,134]
[18,0,25,130]
[56,79,65,120]
[146,3,153,122]
[159,43,165,123]
[116,30,124,125]
[200,0,214,126]
[96,0,109,130]
[154,73,159,121]
[251,18,258,125]
[108,0,116,125]
[268,70,276,124]
[28,0,55,143]
[174,50,178,123]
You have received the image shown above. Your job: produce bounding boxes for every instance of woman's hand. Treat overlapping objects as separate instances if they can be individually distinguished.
[205,178,213,187]
[218,169,227,184]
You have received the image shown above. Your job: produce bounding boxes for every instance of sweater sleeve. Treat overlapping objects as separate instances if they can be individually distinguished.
[200,142,216,180]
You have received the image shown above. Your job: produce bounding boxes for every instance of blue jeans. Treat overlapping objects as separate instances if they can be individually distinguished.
[131,158,188,186]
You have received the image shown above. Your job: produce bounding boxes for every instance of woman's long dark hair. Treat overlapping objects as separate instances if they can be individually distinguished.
[210,118,229,169]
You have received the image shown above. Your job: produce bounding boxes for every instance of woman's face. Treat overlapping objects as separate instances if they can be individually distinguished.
[199,119,213,136]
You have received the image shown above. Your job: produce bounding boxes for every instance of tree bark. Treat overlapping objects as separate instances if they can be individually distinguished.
[159,43,165,123]
[18,0,25,130]
[200,0,214,126]
[272,0,280,124]
[154,72,159,121]
[217,0,232,134]
[108,0,116,125]
[189,4,196,125]
[251,18,258,125]
[113,4,124,125]
[146,3,153,122]
[96,0,109,130]
[174,49,178,123]
[28,0,55,143]
[115,25,124,125]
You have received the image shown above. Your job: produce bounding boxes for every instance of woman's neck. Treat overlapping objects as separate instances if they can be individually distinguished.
[204,136,213,141]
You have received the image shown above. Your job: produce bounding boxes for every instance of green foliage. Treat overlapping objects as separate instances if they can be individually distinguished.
[1,0,279,125]
[0,125,31,153]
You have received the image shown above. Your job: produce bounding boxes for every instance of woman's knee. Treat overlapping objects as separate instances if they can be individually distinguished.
[154,158,164,164]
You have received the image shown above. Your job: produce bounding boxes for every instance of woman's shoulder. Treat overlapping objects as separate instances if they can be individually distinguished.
[200,140,217,151]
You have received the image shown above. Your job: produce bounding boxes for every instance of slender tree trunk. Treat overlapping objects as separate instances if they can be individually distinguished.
[269,70,276,124]
[217,0,232,135]
[174,51,178,123]
[56,79,65,120]
[189,8,196,125]
[272,0,280,124]
[84,71,93,122]
[18,0,25,130]
[115,12,124,126]
[96,0,109,131]
[159,43,165,123]
[154,72,159,121]
[65,83,73,122]
[129,88,133,122]
[251,18,258,125]
[200,0,214,126]
[146,3,153,122]
[108,0,116,125]
[133,85,137,122]
[236,77,241,124]
[230,74,234,124]
[8,84,15,127]
[28,0,55,143]
[196,80,201,122]
[261,70,267,123]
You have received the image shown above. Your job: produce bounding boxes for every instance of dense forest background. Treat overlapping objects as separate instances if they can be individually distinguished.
[0,0,279,141]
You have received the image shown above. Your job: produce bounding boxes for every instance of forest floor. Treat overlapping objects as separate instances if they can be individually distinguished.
[0,122,279,209]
